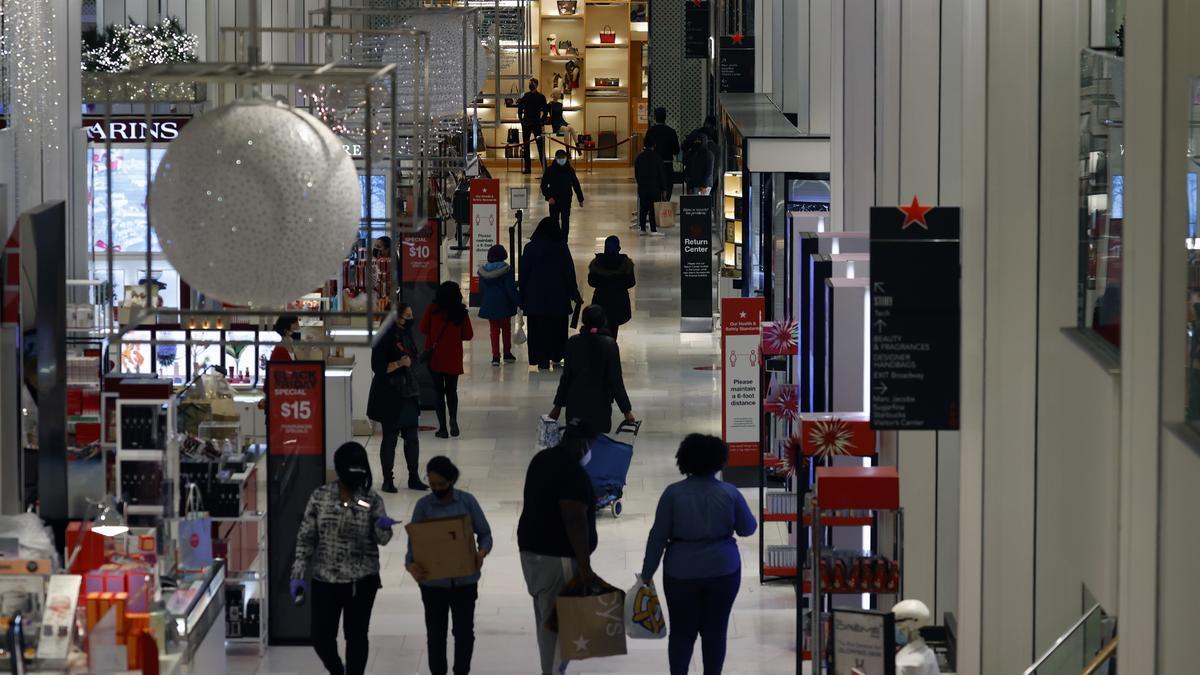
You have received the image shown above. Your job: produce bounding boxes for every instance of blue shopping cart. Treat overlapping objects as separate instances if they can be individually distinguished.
[585,420,640,518]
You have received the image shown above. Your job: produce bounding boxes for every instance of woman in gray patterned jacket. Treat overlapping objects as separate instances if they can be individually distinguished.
[290,442,397,675]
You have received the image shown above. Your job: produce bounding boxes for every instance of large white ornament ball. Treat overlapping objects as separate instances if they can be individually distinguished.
[150,98,361,307]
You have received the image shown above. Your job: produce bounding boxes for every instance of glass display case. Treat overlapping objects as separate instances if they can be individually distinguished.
[1078,48,1124,347]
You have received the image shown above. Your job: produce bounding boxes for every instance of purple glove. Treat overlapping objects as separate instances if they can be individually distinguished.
[375,516,398,529]
[289,579,308,605]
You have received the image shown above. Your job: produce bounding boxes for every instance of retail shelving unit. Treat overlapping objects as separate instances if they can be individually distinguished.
[804,466,903,671]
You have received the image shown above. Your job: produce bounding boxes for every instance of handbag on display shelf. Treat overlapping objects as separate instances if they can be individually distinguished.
[505,127,521,158]
[557,0,578,15]
[599,25,617,44]
[504,84,519,108]
[178,484,214,570]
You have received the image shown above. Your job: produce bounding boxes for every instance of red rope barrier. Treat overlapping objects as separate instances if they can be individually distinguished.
[482,133,637,153]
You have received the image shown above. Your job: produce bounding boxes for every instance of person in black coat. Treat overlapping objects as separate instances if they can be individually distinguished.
[366,303,426,492]
[520,217,582,370]
[587,236,635,340]
[541,149,585,239]
[549,305,635,434]
[517,78,549,174]
[643,107,680,200]
[635,137,668,236]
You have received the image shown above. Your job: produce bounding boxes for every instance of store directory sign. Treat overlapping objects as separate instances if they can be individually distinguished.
[869,199,961,430]
[718,35,754,93]
[685,0,710,59]
[679,195,713,330]
[721,297,764,467]
[830,609,896,675]
[469,178,500,300]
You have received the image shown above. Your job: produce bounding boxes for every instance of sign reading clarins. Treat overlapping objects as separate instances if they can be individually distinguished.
[84,117,188,143]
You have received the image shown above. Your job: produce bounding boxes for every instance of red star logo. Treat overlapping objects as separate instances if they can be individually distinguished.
[730,31,745,45]
[898,195,932,230]
[692,0,702,6]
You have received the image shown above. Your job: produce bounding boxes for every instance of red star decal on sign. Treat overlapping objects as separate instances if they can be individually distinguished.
[730,31,745,45]
[692,0,702,6]
[898,195,932,230]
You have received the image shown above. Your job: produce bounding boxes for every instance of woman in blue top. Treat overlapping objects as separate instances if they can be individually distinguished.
[640,434,758,675]
[406,456,493,675]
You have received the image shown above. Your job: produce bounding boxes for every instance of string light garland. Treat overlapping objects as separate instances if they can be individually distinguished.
[81,17,199,73]
[3,0,63,209]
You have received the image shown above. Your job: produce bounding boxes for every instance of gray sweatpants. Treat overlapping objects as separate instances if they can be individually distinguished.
[520,551,578,675]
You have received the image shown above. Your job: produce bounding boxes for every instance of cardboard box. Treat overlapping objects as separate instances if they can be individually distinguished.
[404,514,477,581]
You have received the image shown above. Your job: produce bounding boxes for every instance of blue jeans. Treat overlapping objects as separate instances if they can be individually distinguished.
[663,572,741,675]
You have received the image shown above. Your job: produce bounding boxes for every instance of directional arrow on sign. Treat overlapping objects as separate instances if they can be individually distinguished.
[872,282,886,294]
[874,382,888,396]
[873,319,887,332]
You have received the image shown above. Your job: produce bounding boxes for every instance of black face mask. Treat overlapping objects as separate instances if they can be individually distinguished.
[339,466,368,491]
[290,331,302,341]
[432,487,453,500]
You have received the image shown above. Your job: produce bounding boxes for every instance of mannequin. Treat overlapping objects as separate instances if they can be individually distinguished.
[892,599,941,675]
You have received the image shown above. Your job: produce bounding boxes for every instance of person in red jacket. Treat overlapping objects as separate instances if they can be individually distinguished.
[420,282,475,438]
[269,314,300,362]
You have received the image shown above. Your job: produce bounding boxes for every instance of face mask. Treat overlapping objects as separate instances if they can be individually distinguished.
[340,466,368,490]
[432,487,453,500]
[894,626,909,647]
[290,331,302,341]
[556,158,567,166]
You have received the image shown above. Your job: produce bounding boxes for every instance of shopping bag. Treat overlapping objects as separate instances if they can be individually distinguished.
[179,484,213,570]
[556,580,627,660]
[655,201,677,228]
[625,576,666,639]
[513,311,528,345]
[537,415,563,450]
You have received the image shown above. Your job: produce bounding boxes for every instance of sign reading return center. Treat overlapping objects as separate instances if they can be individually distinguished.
[722,297,764,467]
[680,195,713,331]
[869,198,961,430]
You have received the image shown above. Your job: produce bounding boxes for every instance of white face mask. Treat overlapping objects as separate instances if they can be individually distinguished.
[556,158,567,166]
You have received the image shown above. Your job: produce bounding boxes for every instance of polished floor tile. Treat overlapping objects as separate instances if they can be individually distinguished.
[233,168,799,674]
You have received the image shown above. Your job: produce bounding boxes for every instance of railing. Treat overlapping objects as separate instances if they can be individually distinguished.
[1023,603,1114,675]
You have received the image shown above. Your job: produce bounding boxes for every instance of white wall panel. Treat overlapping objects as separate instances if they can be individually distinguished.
[809,0,833,135]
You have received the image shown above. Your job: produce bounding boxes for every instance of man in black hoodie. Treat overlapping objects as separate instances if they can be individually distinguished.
[642,107,680,200]
[634,137,668,236]
[540,149,585,239]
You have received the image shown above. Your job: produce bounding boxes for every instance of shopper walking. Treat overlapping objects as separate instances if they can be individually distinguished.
[269,314,301,362]
[518,77,549,174]
[643,107,680,201]
[549,305,635,435]
[635,137,668,237]
[421,281,475,439]
[367,303,424,492]
[519,217,582,370]
[682,130,716,196]
[587,236,636,340]
[477,244,520,367]
[291,442,397,675]
[540,149,585,239]
[406,456,493,675]
[517,420,600,675]
[640,434,757,675]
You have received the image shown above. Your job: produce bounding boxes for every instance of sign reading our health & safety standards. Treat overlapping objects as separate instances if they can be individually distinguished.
[721,297,764,467]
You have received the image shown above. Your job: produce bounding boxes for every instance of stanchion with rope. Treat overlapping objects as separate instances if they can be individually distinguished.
[480,133,638,174]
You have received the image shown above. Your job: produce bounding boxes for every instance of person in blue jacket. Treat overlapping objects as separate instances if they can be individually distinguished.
[640,434,758,675]
[406,456,493,675]
[477,244,520,367]
[519,217,582,370]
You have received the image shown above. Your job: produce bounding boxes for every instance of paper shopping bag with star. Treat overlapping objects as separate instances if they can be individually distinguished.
[555,580,627,660]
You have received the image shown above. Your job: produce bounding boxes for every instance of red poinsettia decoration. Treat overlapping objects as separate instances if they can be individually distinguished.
[761,319,799,355]
[781,434,807,478]
[763,383,800,421]
[806,418,858,458]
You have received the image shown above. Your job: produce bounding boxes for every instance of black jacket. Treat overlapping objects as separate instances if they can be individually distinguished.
[634,149,667,197]
[366,325,420,426]
[518,90,548,126]
[588,254,635,327]
[553,332,632,434]
[683,141,715,189]
[541,161,584,204]
[644,123,680,162]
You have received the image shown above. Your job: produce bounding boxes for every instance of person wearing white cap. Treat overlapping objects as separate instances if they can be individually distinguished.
[892,598,941,675]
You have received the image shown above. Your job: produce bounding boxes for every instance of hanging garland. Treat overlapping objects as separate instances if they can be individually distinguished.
[82,17,199,73]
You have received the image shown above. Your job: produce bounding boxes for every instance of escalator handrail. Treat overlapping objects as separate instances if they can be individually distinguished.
[1022,603,1103,675]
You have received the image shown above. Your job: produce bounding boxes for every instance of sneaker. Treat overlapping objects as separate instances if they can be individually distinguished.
[639,230,648,236]
[492,356,501,367]
[381,480,398,494]
[503,353,517,363]
[408,477,429,491]
[630,222,641,230]
[649,231,665,237]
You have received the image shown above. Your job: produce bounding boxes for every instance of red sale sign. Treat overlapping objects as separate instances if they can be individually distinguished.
[469,178,501,294]
[266,361,325,457]
[402,219,440,283]
[721,297,764,467]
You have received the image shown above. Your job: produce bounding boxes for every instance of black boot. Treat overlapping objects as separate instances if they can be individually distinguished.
[450,419,460,437]
[381,478,398,494]
[435,407,449,438]
[408,475,428,491]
